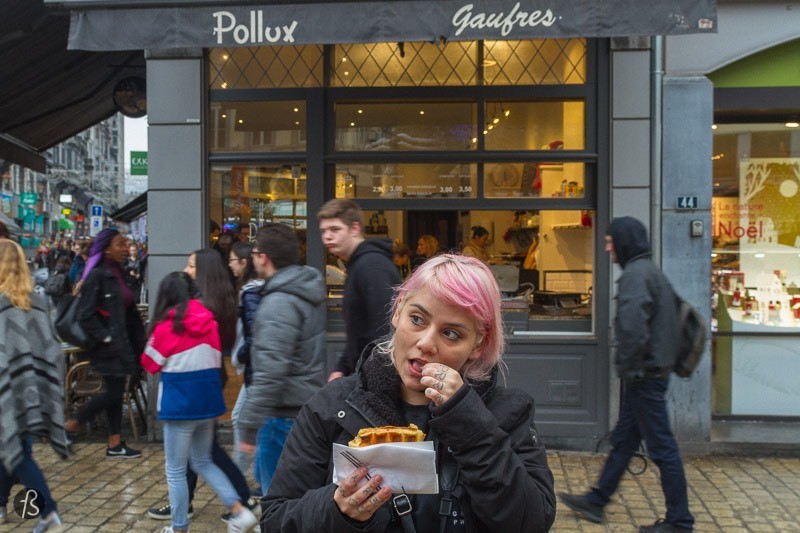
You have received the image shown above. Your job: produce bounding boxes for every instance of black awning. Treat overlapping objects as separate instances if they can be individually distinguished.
[0,1,145,171]
[111,191,147,223]
[50,0,717,52]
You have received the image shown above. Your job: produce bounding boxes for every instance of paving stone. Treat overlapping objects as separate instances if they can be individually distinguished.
[6,442,797,532]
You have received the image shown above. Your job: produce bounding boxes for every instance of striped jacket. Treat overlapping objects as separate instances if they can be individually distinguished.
[0,293,69,472]
[141,299,226,420]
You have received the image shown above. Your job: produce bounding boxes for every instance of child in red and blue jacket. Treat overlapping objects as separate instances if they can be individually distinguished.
[141,271,257,533]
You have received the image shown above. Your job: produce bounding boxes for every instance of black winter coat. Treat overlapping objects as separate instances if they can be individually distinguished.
[338,239,402,375]
[76,262,146,377]
[262,352,556,532]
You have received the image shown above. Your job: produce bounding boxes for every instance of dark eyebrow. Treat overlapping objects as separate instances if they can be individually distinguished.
[409,302,472,331]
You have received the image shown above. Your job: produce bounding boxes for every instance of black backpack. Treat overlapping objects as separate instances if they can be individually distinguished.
[673,297,707,378]
[45,272,69,297]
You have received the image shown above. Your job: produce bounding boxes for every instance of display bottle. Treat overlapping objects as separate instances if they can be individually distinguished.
[732,285,742,307]
[744,295,753,317]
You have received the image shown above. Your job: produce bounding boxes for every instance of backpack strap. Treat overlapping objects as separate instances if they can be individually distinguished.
[438,449,460,533]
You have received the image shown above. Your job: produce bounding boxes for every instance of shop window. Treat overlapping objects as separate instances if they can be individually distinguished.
[712,123,800,417]
[334,102,476,151]
[335,163,477,199]
[323,209,594,333]
[209,46,323,89]
[332,41,479,87]
[484,162,586,199]
[483,100,585,151]
[210,164,308,248]
[483,39,586,85]
[209,101,307,152]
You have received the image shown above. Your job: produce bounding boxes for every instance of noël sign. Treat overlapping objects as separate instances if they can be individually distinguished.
[131,151,148,176]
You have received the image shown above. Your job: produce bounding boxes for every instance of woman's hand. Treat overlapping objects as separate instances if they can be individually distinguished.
[420,363,464,406]
[333,467,393,521]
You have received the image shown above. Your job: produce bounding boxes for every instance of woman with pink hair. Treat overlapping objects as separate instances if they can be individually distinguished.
[262,253,555,532]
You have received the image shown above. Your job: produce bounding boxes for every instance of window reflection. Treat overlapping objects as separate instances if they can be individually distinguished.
[335,102,476,151]
[484,100,584,151]
[209,101,307,152]
[210,165,308,246]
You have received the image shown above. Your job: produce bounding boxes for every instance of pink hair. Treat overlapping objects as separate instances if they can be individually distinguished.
[389,253,505,382]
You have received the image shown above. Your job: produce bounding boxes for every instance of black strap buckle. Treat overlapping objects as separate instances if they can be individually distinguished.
[393,493,413,516]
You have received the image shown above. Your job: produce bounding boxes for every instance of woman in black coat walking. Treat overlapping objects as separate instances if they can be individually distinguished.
[65,229,145,458]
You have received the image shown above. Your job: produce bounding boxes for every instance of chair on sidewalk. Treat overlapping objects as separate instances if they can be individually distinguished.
[64,361,148,440]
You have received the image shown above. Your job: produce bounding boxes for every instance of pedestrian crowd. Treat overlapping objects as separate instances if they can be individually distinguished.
[0,209,696,533]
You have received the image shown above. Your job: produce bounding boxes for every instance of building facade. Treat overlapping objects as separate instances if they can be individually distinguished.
[1,114,125,248]
[53,0,778,450]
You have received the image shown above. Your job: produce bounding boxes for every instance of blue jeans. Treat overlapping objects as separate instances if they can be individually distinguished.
[231,385,258,486]
[163,419,240,530]
[255,417,294,496]
[588,378,694,530]
[0,437,57,516]
[186,430,250,503]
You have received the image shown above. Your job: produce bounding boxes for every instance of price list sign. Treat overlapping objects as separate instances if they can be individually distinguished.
[342,163,476,199]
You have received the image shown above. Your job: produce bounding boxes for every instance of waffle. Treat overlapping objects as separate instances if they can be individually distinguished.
[347,424,426,447]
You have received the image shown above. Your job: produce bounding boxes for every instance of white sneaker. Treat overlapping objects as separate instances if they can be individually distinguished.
[226,507,257,533]
[32,511,63,533]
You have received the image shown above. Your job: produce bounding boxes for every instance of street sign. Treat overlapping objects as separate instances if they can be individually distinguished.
[131,151,148,176]
[90,215,103,237]
[20,192,38,205]
[91,205,103,217]
[676,196,699,209]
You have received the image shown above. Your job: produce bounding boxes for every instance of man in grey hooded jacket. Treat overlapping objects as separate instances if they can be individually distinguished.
[560,217,694,533]
[239,223,327,496]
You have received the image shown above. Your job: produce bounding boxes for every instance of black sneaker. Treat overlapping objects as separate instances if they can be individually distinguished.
[106,441,142,458]
[558,492,604,524]
[147,503,194,520]
[639,519,693,532]
[220,496,258,523]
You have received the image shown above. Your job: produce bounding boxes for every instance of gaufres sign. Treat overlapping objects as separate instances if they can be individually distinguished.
[60,0,717,52]
[212,3,557,45]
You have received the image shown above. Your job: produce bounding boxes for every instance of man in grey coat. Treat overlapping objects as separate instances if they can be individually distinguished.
[238,223,327,496]
[560,217,694,533]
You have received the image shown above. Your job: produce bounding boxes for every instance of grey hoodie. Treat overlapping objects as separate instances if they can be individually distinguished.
[239,265,327,443]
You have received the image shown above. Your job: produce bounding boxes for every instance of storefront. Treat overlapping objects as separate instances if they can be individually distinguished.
[52,0,717,448]
[665,2,800,431]
[708,44,800,418]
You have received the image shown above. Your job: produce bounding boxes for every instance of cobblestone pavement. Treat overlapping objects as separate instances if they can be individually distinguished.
[2,441,799,532]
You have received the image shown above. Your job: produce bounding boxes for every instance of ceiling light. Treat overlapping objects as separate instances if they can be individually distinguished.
[504,109,510,117]
[294,121,300,125]
[786,120,800,128]
[344,71,350,76]
[221,54,229,61]
[341,57,348,63]
[472,137,477,144]
[238,119,243,124]
[221,82,228,89]
[710,253,717,258]
[350,122,355,127]
[221,114,227,119]
[483,129,488,135]
[357,109,363,114]
[293,107,299,112]
[419,110,425,115]
[482,59,497,67]
[492,117,500,124]
[487,124,494,130]
[754,253,765,258]
[711,124,717,130]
